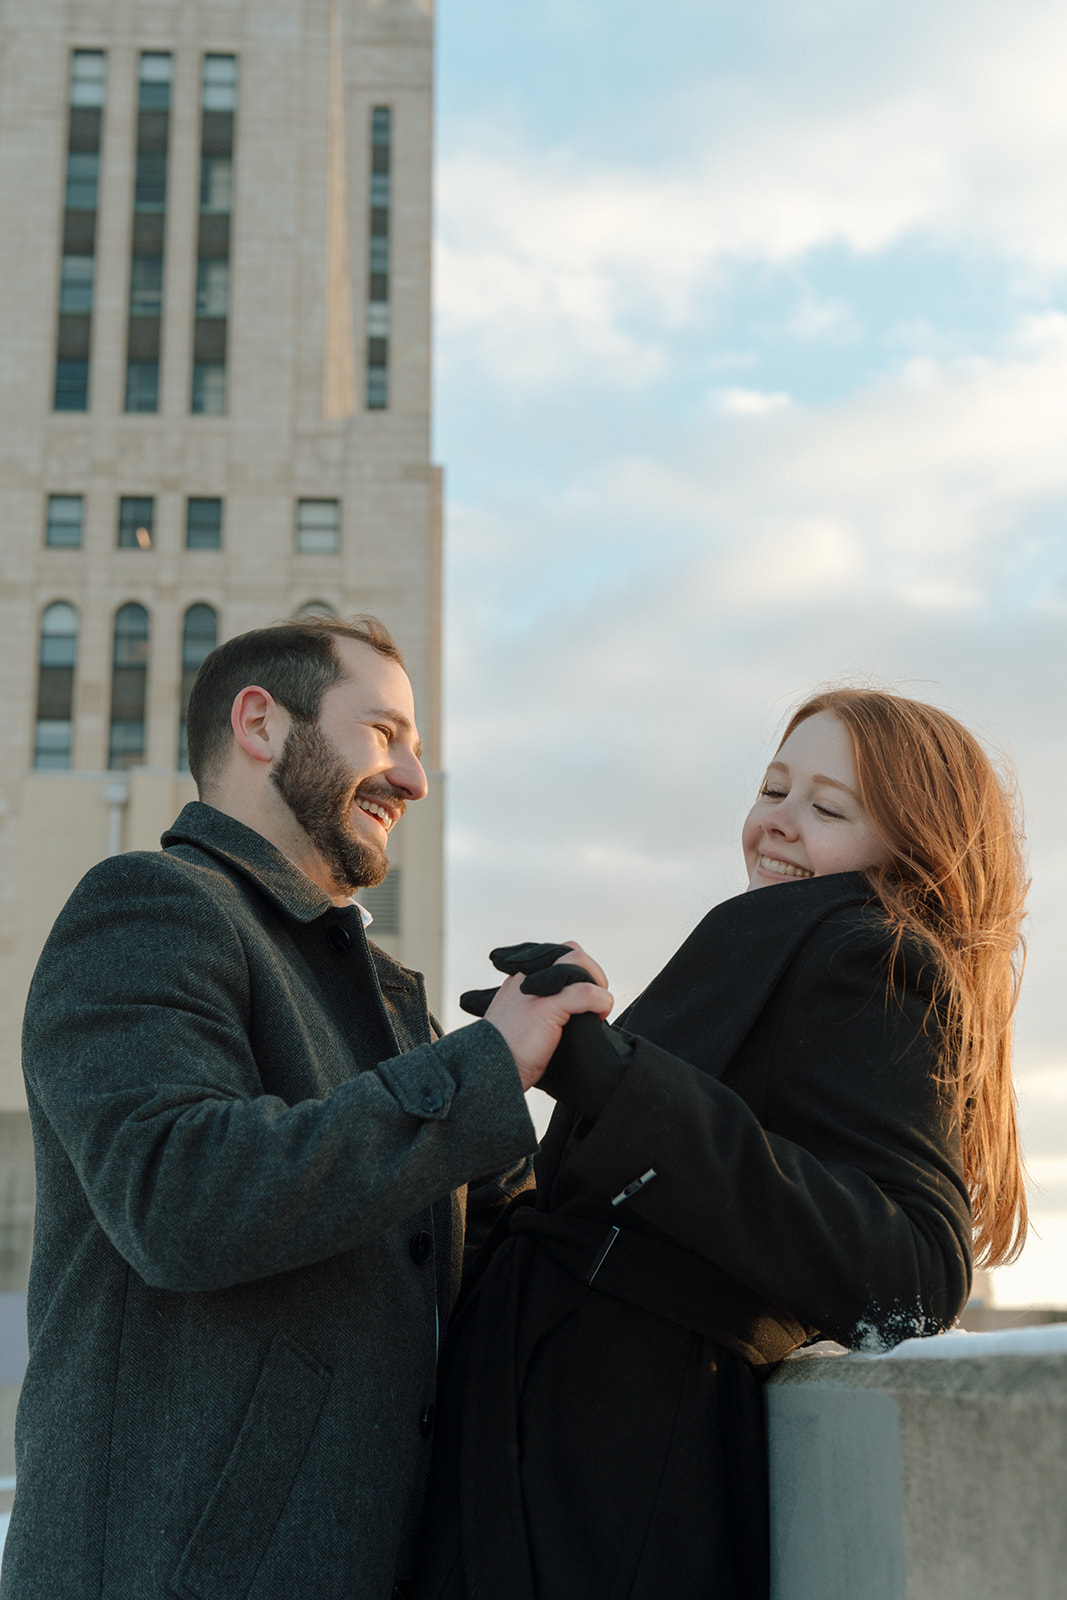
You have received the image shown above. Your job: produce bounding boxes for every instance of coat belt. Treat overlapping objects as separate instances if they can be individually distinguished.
[509,1207,807,1371]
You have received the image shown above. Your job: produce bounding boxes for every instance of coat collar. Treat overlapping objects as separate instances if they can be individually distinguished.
[620,872,874,1072]
[161,801,336,924]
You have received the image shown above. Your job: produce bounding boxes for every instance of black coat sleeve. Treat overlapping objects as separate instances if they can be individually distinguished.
[558,916,973,1348]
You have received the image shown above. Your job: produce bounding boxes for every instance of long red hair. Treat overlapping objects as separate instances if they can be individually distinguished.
[781,688,1028,1267]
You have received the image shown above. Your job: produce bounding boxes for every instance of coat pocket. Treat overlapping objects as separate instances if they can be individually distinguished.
[169,1333,331,1600]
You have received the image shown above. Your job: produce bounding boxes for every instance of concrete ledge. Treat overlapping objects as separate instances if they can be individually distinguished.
[767,1330,1067,1600]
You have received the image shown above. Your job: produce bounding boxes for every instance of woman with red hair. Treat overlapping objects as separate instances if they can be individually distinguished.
[416,688,1028,1600]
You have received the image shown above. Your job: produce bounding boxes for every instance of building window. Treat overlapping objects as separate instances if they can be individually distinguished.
[59,255,95,313]
[177,604,218,769]
[186,497,222,549]
[129,256,163,315]
[34,602,79,769]
[125,54,171,414]
[191,362,226,415]
[125,362,159,413]
[65,151,100,210]
[192,56,237,416]
[54,51,106,414]
[202,55,238,111]
[296,499,340,554]
[54,361,90,411]
[138,52,172,110]
[45,495,84,548]
[118,496,154,550]
[70,50,106,107]
[366,106,392,410]
[358,870,401,935]
[134,150,167,211]
[195,259,229,317]
[108,603,149,769]
[200,156,232,212]
[295,600,339,618]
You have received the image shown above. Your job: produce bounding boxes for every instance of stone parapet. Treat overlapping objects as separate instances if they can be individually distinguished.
[767,1327,1067,1600]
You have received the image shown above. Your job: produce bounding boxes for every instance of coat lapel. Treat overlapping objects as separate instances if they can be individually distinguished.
[619,873,871,1078]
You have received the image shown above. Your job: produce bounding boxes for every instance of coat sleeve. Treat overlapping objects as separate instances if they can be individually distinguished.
[21,853,536,1293]
[558,917,973,1348]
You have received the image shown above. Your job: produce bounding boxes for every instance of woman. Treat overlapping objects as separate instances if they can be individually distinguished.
[415,688,1028,1600]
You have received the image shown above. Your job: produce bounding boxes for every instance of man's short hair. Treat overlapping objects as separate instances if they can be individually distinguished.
[186,616,405,791]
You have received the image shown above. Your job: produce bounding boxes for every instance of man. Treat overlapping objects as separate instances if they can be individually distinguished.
[2,617,610,1600]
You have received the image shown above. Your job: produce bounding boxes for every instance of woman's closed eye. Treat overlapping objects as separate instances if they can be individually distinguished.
[813,803,845,819]
[759,785,787,799]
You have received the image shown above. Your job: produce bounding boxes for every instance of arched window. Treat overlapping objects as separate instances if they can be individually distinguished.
[295,600,338,619]
[108,603,150,769]
[34,602,79,768]
[178,603,218,770]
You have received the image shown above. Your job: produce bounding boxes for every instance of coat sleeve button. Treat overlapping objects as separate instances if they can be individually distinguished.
[419,1403,435,1438]
[328,925,351,954]
[409,1230,433,1265]
[419,1089,444,1114]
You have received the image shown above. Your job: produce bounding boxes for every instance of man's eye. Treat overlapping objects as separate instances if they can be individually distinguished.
[760,786,786,799]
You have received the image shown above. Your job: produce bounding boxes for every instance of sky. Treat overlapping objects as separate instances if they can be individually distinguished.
[431,0,1067,1306]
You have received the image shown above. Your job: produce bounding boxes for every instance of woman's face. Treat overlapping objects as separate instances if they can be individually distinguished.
[742,710,891,892]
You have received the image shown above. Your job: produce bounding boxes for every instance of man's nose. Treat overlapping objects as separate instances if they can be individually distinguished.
[389,750,429,803]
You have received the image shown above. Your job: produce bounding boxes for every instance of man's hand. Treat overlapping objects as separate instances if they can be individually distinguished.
[484,943,613,1092]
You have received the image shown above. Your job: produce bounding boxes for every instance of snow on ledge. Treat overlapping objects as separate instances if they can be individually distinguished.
[878,1324,1067,1360]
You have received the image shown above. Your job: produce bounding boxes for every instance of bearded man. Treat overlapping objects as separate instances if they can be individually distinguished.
[3,617,610,1600]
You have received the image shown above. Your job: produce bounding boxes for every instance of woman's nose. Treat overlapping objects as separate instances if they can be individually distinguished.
[768,803,800,839]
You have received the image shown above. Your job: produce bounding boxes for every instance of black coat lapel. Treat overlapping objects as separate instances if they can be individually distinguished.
[619,873,871,1077]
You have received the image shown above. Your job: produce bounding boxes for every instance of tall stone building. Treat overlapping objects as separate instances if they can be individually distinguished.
[0,0,442,1303]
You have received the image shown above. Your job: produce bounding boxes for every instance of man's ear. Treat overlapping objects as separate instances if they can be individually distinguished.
[231,686,289,765]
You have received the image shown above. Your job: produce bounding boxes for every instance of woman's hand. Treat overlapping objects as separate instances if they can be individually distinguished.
[485,971,614,1093]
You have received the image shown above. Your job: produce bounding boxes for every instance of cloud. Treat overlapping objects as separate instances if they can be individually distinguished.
[437,2,1067,387]
[717,388,794,416]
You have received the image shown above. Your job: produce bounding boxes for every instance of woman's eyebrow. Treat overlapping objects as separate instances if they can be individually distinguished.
[769,760,859,801]
[813,773,859,800]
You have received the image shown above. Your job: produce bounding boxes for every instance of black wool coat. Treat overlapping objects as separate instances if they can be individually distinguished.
[415,873,973,1600]
[3,804,536,1600]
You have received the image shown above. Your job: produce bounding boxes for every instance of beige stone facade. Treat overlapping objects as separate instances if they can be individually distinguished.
[0,0,442,1288]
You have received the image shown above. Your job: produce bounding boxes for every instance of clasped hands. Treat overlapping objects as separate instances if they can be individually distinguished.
[463,942,613,1092]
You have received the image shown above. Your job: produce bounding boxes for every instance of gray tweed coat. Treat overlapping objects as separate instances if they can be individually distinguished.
[2,803,535,1600]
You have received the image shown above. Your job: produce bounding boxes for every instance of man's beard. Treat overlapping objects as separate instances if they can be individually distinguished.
[270,717,392,894]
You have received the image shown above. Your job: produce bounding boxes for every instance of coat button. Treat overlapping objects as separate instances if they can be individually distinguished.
[419,1089,444,1114]
[328,925,351,954]
[419,1403,435,1438]
[409,1230,432,1265]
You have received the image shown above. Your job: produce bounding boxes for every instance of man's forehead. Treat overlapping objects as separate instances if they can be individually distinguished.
[333,637,411,690]
[331,639,418,721]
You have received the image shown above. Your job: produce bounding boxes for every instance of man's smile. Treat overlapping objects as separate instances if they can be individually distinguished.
[354,795,401,832]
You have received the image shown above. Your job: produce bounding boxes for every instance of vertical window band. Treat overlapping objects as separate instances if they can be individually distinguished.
[108,604,150,769]
[366,106,391,410]
[34,603,79,769]
[192,56,237,415]
[178,604,218,769]
[55,51,106,412]
[125,53,172,412]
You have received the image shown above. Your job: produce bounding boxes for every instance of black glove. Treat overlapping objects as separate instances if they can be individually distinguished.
[459,941,592,1017]
[458,941,630,1120]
